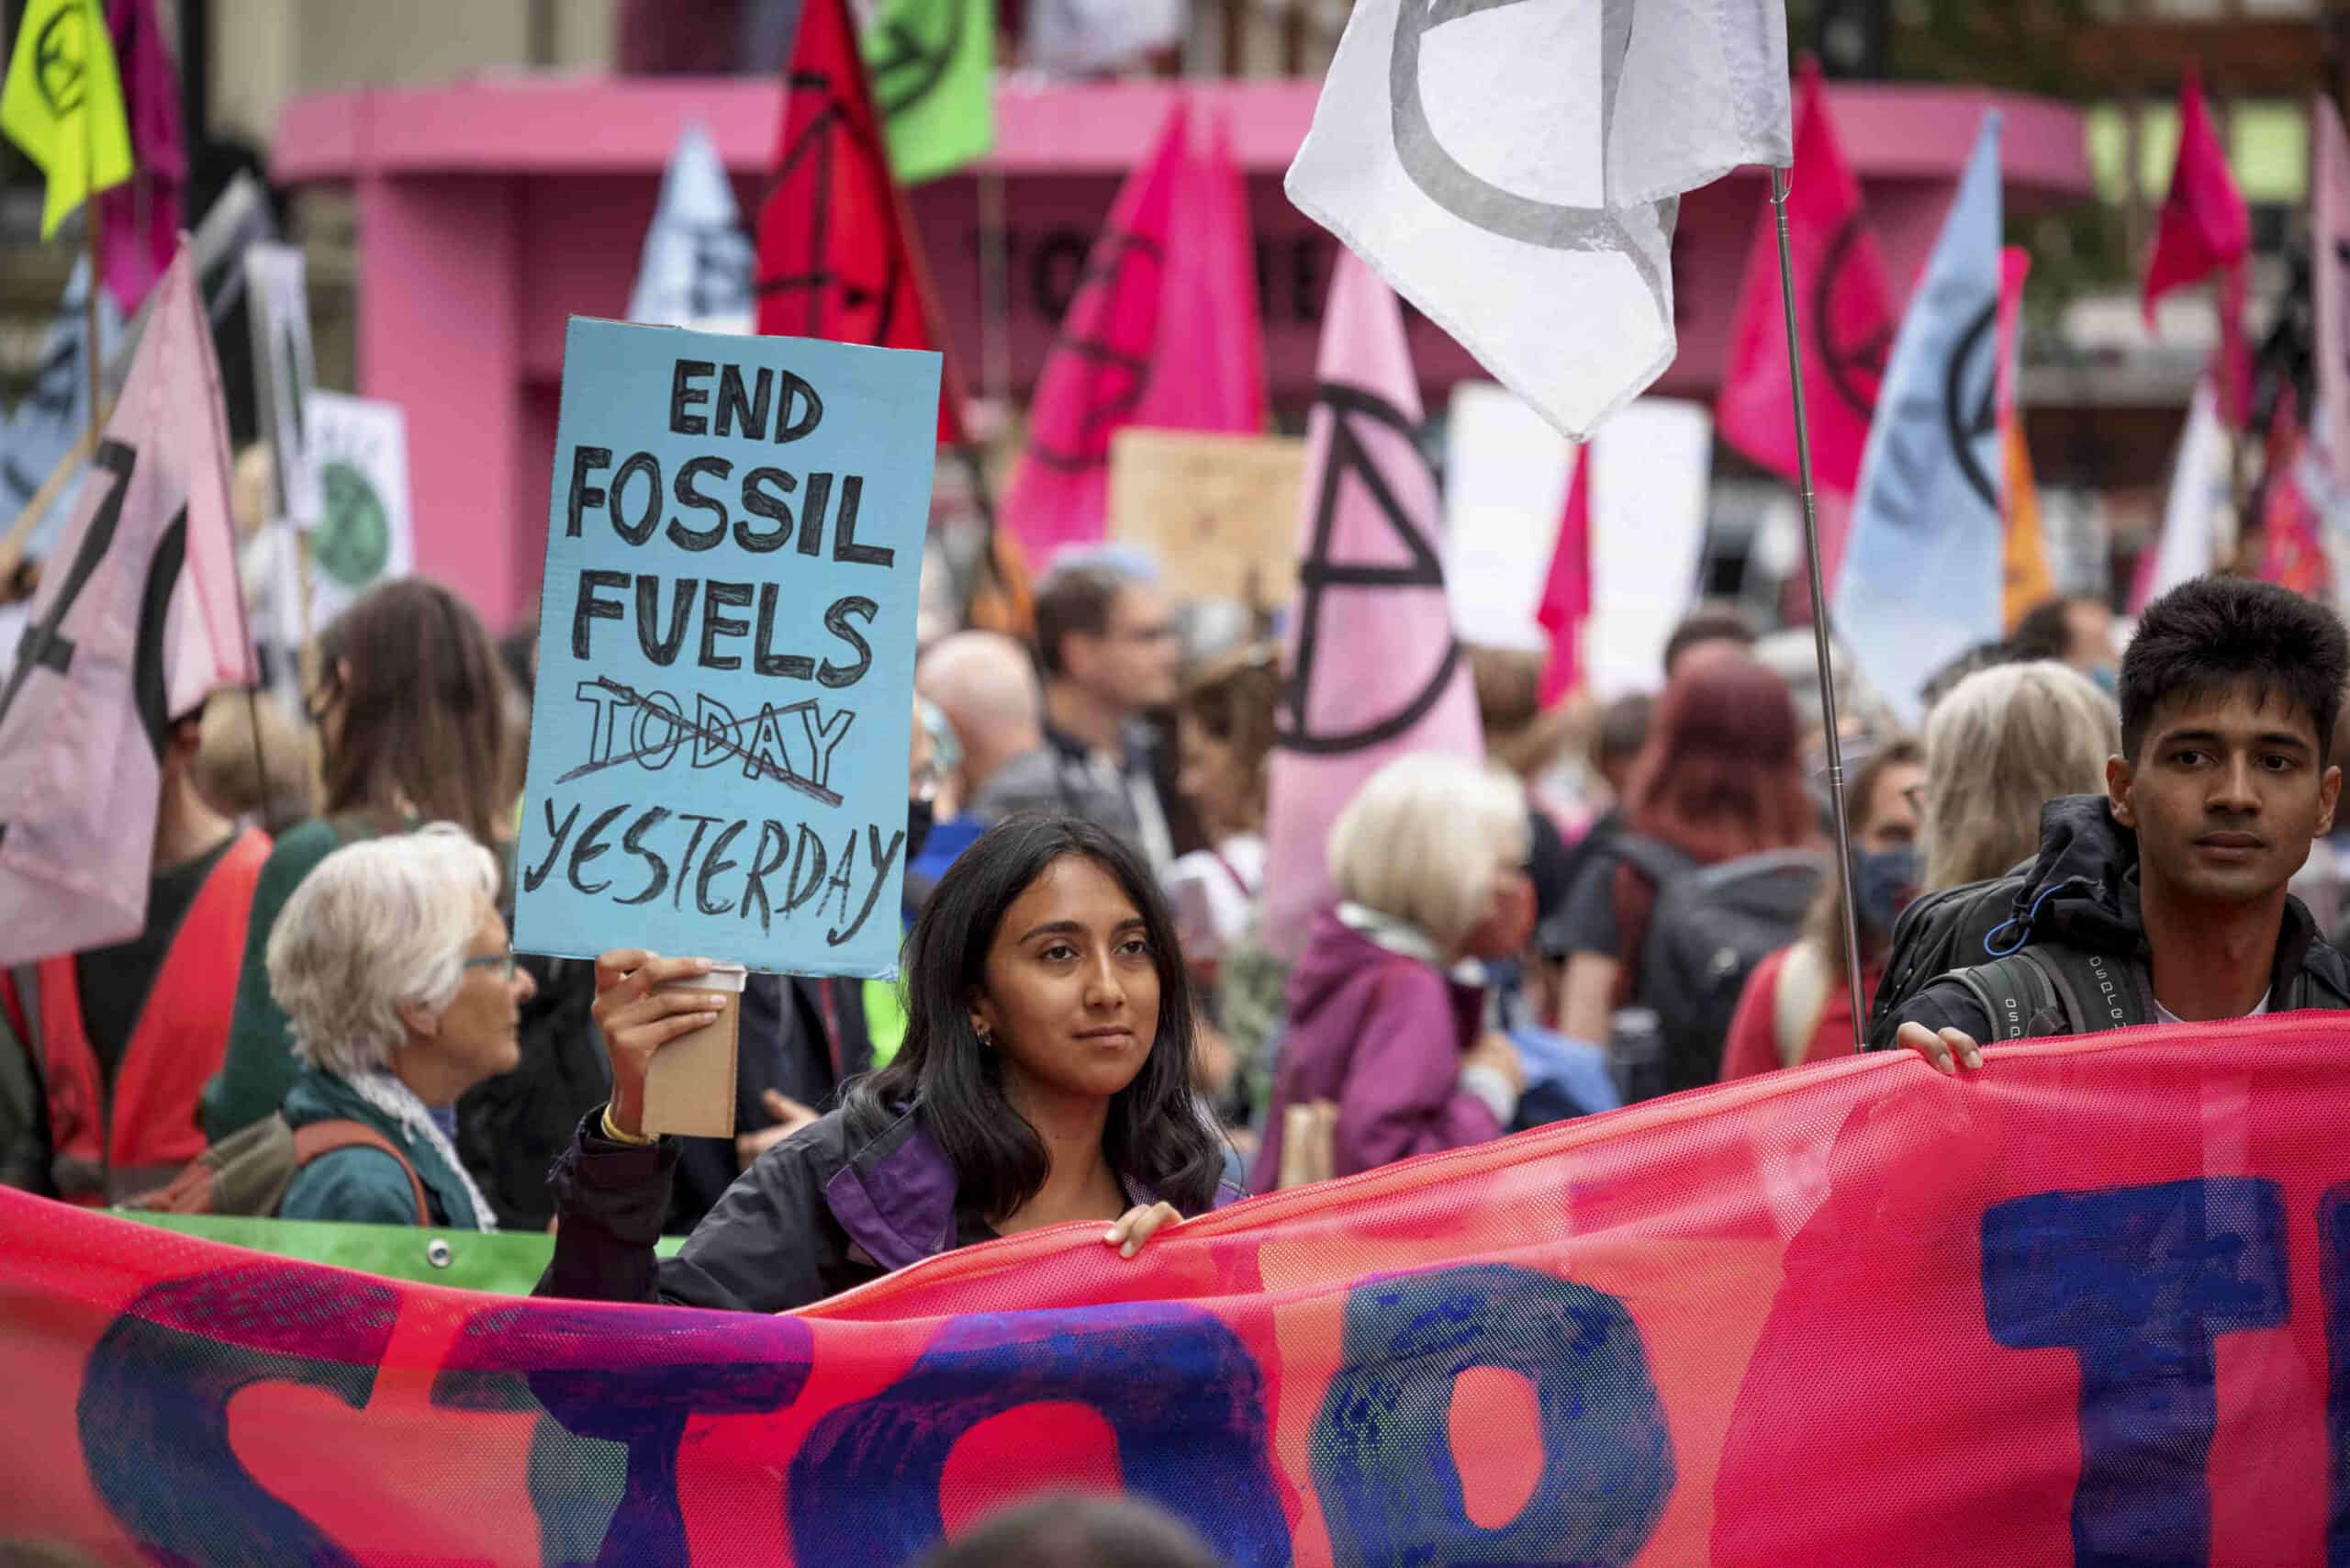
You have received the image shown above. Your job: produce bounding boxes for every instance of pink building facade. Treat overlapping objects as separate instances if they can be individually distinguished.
[273,77,2091,630]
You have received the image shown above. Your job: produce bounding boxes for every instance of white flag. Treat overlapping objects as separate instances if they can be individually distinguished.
[2135,378,2226,612]
[630,124,755,334]
[1286,0,1789,441]
[298,391,415,631]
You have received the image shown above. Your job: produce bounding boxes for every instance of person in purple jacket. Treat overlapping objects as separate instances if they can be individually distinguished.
[1252,756,1536,1190]
[538,816,1238,1314]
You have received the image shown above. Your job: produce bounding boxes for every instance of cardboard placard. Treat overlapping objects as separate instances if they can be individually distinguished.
[515,317,941,982]
[298,392,414,629]
[1108,429,1304,607]
[640,961,746,1138]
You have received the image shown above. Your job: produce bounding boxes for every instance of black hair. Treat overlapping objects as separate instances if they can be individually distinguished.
[843,815,1224,1221]
[1032,563,1136,678]
[1662,602,1757,675]
[1591,692,1654,772]
[2009,596,2088,663]
[2121,576,2350,763]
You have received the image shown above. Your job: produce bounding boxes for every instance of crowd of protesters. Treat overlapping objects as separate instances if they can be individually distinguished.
[6,539,2349,1329]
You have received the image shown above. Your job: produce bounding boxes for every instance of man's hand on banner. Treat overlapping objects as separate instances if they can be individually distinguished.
[1897,1021,1985,1075]
[737,1089,822,1170]
[1103,1201,1183,1260]
[591,948,728,1137]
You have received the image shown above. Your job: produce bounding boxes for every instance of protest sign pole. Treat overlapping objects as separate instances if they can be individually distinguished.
[84,138,104,443]
[1770,164,1868,1051]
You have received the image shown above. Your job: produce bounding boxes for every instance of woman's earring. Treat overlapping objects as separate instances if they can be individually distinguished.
[974,1021,993,1047]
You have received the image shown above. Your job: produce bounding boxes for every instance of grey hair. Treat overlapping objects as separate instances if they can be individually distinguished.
[265,823,501,1078]
[1327,754,1529,951]
[1921,661,2119,891]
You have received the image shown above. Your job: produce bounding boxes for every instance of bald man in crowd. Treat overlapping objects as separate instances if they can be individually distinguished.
[908,631,1046,907]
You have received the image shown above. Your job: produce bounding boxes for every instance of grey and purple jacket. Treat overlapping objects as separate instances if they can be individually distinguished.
[539,1101,1239,1315]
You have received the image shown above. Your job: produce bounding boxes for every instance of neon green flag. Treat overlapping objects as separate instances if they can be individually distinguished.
[1,0,133,238]
[862,0,994,185]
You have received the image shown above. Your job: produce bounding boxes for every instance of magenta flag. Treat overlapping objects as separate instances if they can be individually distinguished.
[2143,70,2248,320]
[1135,110,1266,439]
[1716,62,1893,499]
[1535,444,1591,708]
[1261,253,1483,955]
[1002,102,1190,566]
[95,0,186,317]
[0,243,255,967]
[2313,96,2350,476]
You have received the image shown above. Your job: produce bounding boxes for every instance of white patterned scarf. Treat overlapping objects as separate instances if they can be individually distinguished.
[344,1070,498,1232]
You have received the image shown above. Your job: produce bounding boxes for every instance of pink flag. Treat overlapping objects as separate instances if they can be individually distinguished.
[1535,444,1590,708]
[95,0,186,317]
[1002,102,1190,565]
[2143,70,2252,428]
[1261,253,1484,955]
[2313,96,2350,478]
[0,243,255,967]
[1135,110,1266,438]
[1717,61,1893,502]
[2143,70,2248,320]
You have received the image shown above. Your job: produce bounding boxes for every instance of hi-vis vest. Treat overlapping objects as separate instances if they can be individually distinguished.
[12,829,269,1205]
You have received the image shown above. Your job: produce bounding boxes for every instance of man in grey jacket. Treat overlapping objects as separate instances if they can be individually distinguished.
[971,557,1181,870]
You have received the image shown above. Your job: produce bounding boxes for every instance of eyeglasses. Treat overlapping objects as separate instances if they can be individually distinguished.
[462,950,519,981]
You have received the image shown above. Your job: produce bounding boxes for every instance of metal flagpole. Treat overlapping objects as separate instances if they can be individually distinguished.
[1770,164,1869,1052]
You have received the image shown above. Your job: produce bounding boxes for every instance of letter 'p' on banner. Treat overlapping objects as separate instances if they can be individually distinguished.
[516,319,941,980]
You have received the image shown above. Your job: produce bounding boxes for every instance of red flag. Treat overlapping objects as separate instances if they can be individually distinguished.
[1135,109,1266,439]
[1535,444,1590,707]
[2143,69,2249,321]
[2258,386,2330,598]
[2143,69,2252,428]
[1717,60,1893,498]
[755,0,967,445]
[1002,102,1190,566]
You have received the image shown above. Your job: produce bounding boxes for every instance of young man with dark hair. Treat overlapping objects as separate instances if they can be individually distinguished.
[1897,576,2350,1070]
[970,557,1181,870]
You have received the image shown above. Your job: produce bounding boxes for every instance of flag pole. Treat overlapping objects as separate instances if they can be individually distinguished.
[1770,164,1869,1052]
[84,137,104,444]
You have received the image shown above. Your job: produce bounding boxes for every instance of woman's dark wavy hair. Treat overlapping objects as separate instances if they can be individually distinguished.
[842,815,1224,1220]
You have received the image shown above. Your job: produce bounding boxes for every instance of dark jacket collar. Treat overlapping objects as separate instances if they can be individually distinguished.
[819,1102,1203,1272]
[2015,794,2350,1004]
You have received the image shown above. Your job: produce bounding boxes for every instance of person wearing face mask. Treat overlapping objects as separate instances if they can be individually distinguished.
[1718,740,1925,1078]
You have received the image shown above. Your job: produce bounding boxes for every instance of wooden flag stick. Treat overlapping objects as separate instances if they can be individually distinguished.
[0,419,106,590]
[84,122,104,447]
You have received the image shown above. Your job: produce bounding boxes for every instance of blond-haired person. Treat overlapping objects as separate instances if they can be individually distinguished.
[1250,756,1533,1189]
[1919,661,2119,891]
[267,825,535,1228]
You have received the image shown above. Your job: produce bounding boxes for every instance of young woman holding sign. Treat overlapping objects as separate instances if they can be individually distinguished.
[539,815,1237,1313]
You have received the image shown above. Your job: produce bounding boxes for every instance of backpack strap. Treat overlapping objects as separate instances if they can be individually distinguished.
[290,1119,431,1226]
[1949,952,2066,1042]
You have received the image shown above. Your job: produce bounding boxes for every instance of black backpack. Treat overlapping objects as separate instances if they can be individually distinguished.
[1862,868,2039,1050]
[1610,836,1828,1096]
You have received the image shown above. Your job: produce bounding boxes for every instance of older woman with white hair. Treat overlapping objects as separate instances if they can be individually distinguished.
[1249,755,1533,1190]
[267,824,535,1228]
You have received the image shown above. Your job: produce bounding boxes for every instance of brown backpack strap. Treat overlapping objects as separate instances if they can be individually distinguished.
[291,1119,431,1226]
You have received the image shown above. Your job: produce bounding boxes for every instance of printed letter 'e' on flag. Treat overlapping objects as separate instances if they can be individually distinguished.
[0,242,253,966]
[1717,59,1891,498]
[1831,115,2004,727]
[1,0,133,239]
[1286,0,1790,442]
[1261,252,1484,957]
[756,0,967,445]
[1002,101,1190,566]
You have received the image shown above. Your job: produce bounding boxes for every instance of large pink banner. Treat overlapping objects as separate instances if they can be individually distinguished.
[2,1016,2346,1564]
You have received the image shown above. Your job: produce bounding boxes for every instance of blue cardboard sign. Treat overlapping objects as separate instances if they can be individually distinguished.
[515,317,940,977]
